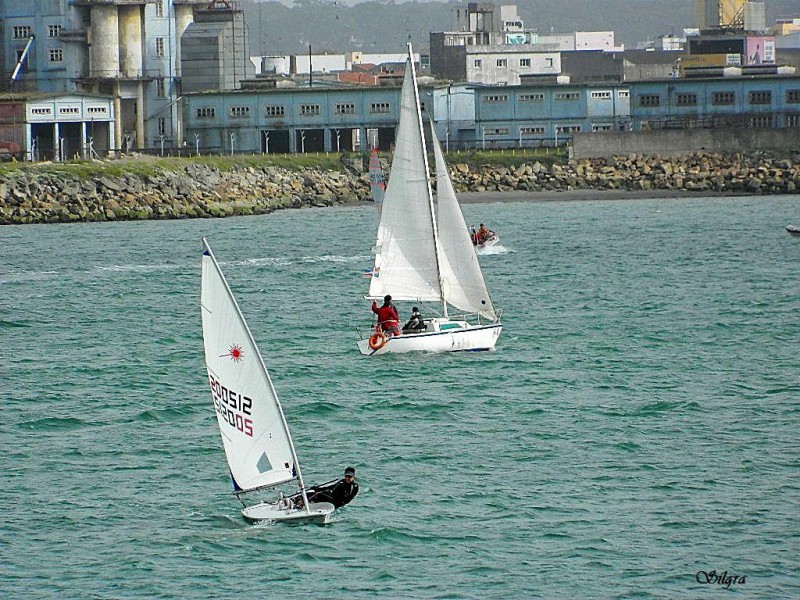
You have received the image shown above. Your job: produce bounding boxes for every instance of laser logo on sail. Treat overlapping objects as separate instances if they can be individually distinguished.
[222,344,244,362]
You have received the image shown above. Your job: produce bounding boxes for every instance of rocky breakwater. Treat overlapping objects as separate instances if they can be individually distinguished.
[0,161,371,225]
[448,152,800,196]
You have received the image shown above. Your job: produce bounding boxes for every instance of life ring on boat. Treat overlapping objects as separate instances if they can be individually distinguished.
[368,331,387,350]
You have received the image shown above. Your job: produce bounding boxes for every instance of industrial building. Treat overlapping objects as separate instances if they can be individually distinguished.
[0,0,252,158]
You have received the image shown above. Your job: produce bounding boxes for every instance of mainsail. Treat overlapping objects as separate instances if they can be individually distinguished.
[367,53,441,303]
[201,239,302,494]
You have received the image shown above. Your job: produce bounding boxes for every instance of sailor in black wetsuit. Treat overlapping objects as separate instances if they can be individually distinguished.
[307,467,359,508]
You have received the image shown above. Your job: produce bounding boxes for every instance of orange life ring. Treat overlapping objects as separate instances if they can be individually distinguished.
[368,332,387,350]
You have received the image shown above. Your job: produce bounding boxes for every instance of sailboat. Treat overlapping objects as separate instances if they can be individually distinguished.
[201,238,335,524]
[356,44,502,355]
[368,148,386,204]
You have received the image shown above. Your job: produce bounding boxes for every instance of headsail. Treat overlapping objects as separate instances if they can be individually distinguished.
[367,47,441,303]
[201,239,302,494]
[431,125,497,321]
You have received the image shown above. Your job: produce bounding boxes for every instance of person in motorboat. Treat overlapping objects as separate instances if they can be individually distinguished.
[371,294,401,336]
[476,223,492,244]
[293,467,359,509]
[402,306,427,333]
[469,225,478,244]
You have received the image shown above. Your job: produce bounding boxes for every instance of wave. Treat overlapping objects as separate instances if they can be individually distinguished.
[17,416,87,431]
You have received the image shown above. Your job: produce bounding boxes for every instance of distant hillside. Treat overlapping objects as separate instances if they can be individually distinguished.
[243,0,799,56]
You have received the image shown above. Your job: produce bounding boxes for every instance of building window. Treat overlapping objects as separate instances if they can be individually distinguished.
[49,48,63,63]
[13,25,32,39]
[676,93,697,106]
[520,126,545,135]
[335,103,355,115]
[711,91,735,105]
[496,59,508,68]
[486,127,509,135]
[196,107,215,118]
[787,114,800,127]
[519,58,531,68]
[749,115,772,127]
[590,91,612,99]
[47,25,62,38]
[786,90,800,104]
[87,106,107,115]
[483,94,508,103]
[545,57,554,68]
[158,117,166,136]
[59,107,79,115]
[555,92,580,101]
[31,107,52,116]
[638,94,660,107]
[155,0,165,17]
[618,90,630,98]
[370,102,390,113]
[155,38,165,58]
[300,104,320,116]
[474,59,482,68]
[230,106,250,118]
[156,78,166,97]
[592,124,613,131]
[748,90,771,105]
[265,105,285,117]
[519,93,544,101]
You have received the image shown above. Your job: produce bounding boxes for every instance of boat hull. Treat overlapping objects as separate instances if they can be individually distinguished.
[241,501,335,524]
[474,234,500,250]
[357,322,502,355]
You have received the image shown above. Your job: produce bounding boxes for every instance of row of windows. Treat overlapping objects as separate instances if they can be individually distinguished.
[483,91,587,103]
[195,103,397,119]
[30,105,106,116]
[639,89,800,107]
[472,57,554,69]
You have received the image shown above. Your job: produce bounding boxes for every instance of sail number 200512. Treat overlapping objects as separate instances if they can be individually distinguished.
[208,373,254,437]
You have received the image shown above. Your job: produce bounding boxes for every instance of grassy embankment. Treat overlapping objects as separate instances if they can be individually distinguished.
[0,147,568,179]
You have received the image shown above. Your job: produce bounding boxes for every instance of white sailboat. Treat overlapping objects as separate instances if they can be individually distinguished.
[356,44,502,355]
[201,238,335,524]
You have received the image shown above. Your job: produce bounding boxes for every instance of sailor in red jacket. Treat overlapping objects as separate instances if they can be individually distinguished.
[372,294,401,336]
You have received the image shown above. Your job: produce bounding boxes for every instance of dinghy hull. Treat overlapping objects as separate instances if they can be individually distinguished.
[357,322,502,355]
[242,501,335,525]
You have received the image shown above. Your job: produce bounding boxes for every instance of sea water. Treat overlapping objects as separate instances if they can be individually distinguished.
[2,195,799,599]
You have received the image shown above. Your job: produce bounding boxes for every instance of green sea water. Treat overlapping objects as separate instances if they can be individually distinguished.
[2,195,799,599]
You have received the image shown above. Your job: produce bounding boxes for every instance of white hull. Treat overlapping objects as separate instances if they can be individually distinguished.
[475,234,500,250]
[357,321,502,355]
[241,501,335,524]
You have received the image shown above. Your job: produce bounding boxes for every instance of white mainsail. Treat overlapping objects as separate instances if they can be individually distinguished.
[431,126,497,321]
[367,51,441,303]
[201,239,303,494]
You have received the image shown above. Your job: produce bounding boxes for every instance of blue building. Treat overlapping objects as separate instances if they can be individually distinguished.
[628,74,800,130]
[181,74,800,153]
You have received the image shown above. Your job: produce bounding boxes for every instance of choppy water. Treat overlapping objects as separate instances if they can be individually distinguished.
[2,195,799,599]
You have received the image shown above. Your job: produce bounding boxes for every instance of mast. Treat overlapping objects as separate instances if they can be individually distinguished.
[406,43,448,318]
[202,238,311,514]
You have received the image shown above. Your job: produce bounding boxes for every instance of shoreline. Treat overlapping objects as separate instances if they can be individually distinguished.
[456,188,761,204]
[1,152,798,225]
